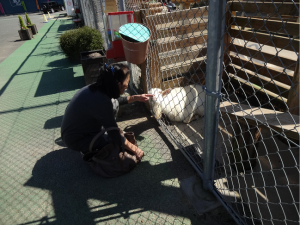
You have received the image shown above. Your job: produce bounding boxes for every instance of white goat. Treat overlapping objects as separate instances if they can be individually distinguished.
[149,84,206,123]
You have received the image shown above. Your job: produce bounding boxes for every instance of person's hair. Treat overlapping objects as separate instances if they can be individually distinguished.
[89,63,130,99]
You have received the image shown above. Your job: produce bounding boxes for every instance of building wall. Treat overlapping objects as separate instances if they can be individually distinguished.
[0,0,64,15]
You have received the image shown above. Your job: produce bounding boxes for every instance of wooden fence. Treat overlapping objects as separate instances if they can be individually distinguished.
[136,3,208,93]
[224,1,299,116]
[133,1,299,223]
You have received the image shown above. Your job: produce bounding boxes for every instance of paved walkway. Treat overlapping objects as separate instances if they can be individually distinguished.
[0,12,50,64]
[0,16,234,225]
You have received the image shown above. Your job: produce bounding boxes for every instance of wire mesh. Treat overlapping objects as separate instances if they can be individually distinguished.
[80,0,299,224]
[215,1,300,224]
[122,0,209,182]
[79,0,109,48]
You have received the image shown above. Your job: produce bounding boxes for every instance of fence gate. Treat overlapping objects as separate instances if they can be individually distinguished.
[119,1,299,224]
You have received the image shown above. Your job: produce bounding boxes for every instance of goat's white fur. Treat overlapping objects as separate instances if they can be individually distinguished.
[149,84,205,123]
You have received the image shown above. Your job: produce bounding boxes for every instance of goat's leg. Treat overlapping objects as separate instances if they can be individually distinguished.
[183,113,195,123]
[190,114,200,122]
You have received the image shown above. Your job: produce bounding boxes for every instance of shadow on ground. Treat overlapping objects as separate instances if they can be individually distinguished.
[24,102,235,225]
[0,16,234,225]
[0,17,75,97]
[35,68,84,97]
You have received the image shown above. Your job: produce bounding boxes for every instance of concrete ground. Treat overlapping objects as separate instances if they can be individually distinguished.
[0,15,235,225]
[0,11,62,64]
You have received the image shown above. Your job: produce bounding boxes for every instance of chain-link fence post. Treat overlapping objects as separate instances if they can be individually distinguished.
[119,0,125,12]
[203,0,226,191]
[118,0,134,91]
[204,5,246,224]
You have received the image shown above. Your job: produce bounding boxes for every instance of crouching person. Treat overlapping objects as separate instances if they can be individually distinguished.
[61,63,153,177]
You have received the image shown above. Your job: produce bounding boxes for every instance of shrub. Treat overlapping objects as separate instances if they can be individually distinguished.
[25,12,33,26]
[59,26,104,61]
[18,15,27,30]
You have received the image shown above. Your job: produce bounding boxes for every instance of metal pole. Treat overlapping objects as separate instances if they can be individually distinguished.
[203,0,226,191]
[119,0,125,12]
[91,0,99,30]
[118,0,134,90]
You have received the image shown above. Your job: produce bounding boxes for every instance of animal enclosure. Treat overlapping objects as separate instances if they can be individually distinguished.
[122,1,300,224]
[79,0,299,224]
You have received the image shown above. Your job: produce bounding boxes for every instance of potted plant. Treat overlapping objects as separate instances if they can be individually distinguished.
[18,15,33,40]
[80,49,106,85]
[59,26,106,85]
[25,12,38,35]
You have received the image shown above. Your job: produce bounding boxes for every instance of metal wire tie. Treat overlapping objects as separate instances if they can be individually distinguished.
[204,86,222,99]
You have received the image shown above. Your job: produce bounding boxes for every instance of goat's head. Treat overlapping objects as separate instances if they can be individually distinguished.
[148,88,172,120]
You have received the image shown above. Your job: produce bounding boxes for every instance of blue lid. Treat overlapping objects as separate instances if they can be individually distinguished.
[119,23,150,42]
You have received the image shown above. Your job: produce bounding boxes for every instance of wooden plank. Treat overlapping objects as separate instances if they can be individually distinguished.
[157,32,208,52]
[156,17,207,30]
[233,16,299,36]
[227,63,290,98]
[104,0,117,13]
[144,7,164,16]
[148,45,162,89]
[231,2,299,16]
[255,0,299,2]
[228,73,288,103]
[227,75,289,113]
[162,72,206,89]
[230,28,300,52]
[146,6,209,27]
[145,7,208,40]
[252,15,299,23]
[161,56,206,79]
[144,11,157,40]
[287,63,300,115]
[140,61,150,110]
[141,2,162,9]
[134,10,142,24]
[156,21,208,38]
[138,9,150,110]
[230,53,294,86]
[231,11,236,29]
[219,101,300,140]
[230,43,297,72]
[144,11,163,90]
[159,44,207,66]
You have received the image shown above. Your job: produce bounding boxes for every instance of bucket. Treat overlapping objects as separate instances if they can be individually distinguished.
[119,23,151,64]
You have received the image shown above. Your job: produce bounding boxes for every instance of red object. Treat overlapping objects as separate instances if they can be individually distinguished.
[0,3,4,14]
[106,41,126,61]
[35,0,39,10]
[108,11,135,17]
[106,11,135,61]
[75,8,80,13]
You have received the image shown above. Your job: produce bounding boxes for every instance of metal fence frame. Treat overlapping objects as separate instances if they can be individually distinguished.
[79,1,299,224]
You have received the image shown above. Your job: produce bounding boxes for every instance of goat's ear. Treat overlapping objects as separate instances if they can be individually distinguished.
[162,88,171,96]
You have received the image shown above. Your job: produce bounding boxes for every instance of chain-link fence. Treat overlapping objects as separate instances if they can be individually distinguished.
[217,1,299,224]
[76,0,108,49]
[79,0,299,224]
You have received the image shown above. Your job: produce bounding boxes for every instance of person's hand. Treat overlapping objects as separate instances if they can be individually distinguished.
[134,147,144,161]
[134,94,154,102]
